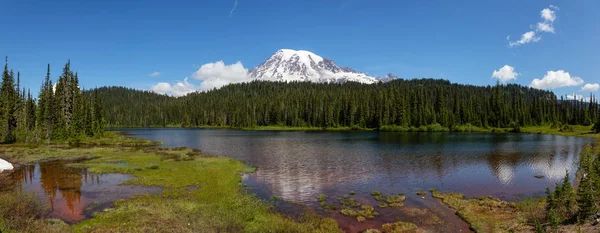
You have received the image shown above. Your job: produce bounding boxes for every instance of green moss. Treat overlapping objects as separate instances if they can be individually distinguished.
[0,140,342,233]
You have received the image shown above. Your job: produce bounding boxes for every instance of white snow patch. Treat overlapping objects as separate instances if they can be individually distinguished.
[0,158,13,172]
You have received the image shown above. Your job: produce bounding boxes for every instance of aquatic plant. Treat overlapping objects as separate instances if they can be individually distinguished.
[356,216,366,222]
[362,229,381,233]
[340,208,358,216]
[388,202,404,208]
[318,194,328,202]
[381,221,418,233]
[339,205,379,221]
[0,145,343,233]
[339,196,361,208]
[371,190,381,196]
[386,195,406,204]
[377,203,389,208]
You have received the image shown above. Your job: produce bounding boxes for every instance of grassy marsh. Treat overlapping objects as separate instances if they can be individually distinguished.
[429,188,545,233]
[0,135,342,233]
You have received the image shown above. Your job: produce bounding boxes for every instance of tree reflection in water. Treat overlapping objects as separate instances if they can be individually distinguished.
[10,161,160,224]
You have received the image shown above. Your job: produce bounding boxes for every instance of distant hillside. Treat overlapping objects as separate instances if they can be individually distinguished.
[92,79,599,129]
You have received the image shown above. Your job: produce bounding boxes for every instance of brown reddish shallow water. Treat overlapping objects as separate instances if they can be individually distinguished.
[7,160,161,224]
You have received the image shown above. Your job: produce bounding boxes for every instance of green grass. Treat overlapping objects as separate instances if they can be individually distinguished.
[430,189,545,233]
[520,125,599,139]
[241,125,374,131]
[74,131,163,146]
[0,140,342,233]
[114,125,377,131]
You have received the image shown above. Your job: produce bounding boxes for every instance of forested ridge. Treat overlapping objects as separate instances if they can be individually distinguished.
[94,79,599,130]
[0,58,104,143]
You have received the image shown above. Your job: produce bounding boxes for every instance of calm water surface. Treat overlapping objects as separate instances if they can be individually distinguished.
[121,128,593,231]
[9,161,161,224]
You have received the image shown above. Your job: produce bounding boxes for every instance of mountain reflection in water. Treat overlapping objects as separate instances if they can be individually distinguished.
[121,129,593,203]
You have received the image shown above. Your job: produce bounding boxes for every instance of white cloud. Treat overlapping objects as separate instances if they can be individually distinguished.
[509,31,541,47]
[567,94,589,102]
[229,0,238,18]
[149,71,160,77]
[530,70,584,89]
[508,6,558,47]
[151,77,197,97]
[191,61,251,91]
[582,83,600,92]
[491,65,518,82]
[537,22,555,33]
[541,8,556,22]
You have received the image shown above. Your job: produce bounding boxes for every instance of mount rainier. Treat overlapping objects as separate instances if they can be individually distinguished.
[248,49,384,84]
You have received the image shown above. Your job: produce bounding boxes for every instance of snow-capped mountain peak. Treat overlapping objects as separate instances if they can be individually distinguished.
[379,73,400,82]
[249,49,377,84]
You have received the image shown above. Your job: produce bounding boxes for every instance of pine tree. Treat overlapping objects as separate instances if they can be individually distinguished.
[0,57,18,143]
[593,120,600,134]
[92,90,104,137]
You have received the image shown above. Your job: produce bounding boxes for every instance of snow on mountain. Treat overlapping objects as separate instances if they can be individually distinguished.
[379,73,400,82]
[249,49,378,84]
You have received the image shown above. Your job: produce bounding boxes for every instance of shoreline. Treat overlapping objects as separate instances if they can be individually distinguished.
[111,124,599,140]
[2,129,598,232]
[0,133,343,232]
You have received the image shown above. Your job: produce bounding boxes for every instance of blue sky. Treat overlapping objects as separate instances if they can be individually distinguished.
[1,0,598,97]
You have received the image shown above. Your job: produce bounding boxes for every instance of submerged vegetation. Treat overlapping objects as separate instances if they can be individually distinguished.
[381,221,418,233]
[0,134,342,233]
[431,140,600,233]
[0,58,599,232]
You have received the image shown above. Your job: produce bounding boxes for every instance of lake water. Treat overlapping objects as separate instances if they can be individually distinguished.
[8,160,161,224]
[120,128,594,231]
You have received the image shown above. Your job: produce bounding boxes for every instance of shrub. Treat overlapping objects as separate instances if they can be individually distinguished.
[0,192,46,231]
[509,121,521,133]
[559,124,574,132]
[592,120,600,134]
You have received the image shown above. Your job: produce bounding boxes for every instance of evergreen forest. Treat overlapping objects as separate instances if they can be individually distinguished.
[0,58,104,143]
[94,80,599,130]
